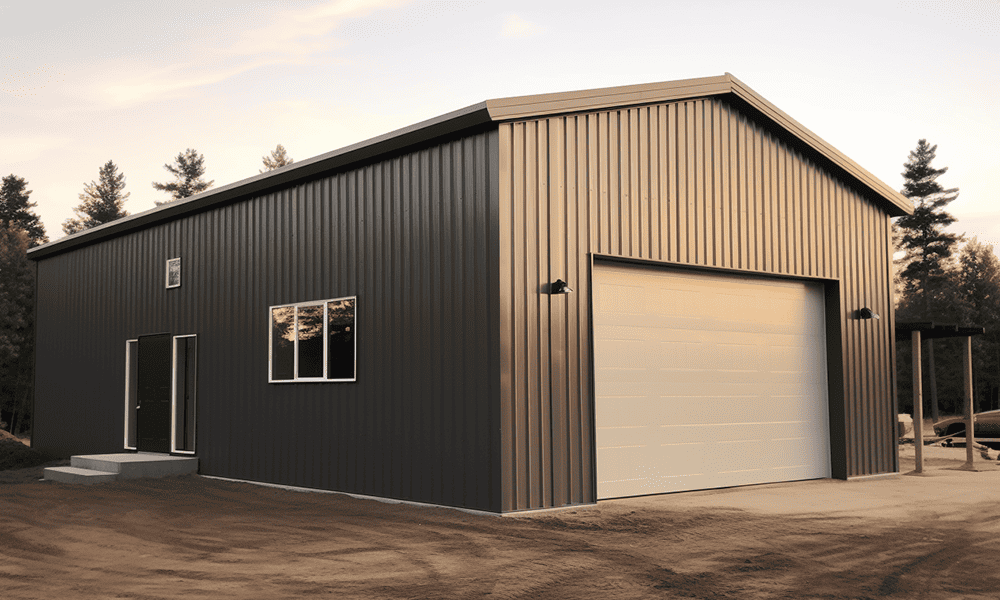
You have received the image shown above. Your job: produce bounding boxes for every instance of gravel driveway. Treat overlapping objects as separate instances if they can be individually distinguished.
[2,445,998,599]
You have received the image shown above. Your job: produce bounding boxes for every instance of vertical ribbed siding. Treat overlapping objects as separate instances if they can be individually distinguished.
[33,129,501,512]
[499,97,897,511]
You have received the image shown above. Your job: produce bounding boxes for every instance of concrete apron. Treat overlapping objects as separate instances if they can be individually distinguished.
[602,447,1000,519]
[44,453,198,484]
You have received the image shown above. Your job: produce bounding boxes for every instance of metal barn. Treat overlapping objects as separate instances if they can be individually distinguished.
[28,74,912,513]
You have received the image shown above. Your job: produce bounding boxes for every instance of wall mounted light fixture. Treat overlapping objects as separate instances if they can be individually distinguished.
[857,307,880,320]
[551,279,573,294]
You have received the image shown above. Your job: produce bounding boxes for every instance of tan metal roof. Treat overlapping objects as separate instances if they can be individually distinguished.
[29,74,912,260]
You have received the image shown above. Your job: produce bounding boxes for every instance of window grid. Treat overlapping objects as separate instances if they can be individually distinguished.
[269,296,356,383]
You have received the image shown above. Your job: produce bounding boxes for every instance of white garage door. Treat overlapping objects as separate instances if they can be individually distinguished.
[594,263,831,499]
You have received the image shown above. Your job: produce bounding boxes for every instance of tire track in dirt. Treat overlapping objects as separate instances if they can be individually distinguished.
[3,475,1000,599]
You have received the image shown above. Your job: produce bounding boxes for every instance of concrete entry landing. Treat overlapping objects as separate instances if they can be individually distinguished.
[44,453,198,484]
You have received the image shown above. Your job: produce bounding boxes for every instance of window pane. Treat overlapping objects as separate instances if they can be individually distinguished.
[166,257,181,288]
[271,306,295,380]
[297,305,324,378]
[327,298,355,380]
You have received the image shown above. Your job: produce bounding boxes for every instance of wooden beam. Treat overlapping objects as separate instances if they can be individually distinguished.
[963,336,976,469]
[912,330,923,473]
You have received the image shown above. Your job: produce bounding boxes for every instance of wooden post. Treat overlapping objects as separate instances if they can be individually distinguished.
[927,340,940,423]
[963,335,976,469]
[912,331,923,473]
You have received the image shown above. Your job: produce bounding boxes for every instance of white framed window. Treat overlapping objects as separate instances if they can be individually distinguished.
[269,296,356,383]
[166,257,181,288]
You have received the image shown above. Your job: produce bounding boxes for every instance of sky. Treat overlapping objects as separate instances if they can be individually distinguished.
[2,0,998,248]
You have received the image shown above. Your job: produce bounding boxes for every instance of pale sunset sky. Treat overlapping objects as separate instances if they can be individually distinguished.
[2,1,997,247]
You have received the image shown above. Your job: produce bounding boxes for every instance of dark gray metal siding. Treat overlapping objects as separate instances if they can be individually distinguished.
[34,129,502,512]
[498,96,897,511]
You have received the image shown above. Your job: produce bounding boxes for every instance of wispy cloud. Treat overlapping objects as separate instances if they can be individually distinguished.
[94,0,406,107]
[223,0,405,59]
[0,135,71,164]
[501,14,545,38]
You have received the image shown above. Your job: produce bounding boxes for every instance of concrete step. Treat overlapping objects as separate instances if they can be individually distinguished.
[43,466,118,484]
[71,453,198,478]
[44,453,199,484]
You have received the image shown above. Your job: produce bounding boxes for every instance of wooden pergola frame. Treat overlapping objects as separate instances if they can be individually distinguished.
[896,322,986,473]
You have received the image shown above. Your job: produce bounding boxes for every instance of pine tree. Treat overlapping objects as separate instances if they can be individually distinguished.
[152,148,214,205]
[957,239,1000,412]
[0,175,47,247]
[895,139,960,313]
[63,160,130,235]
[957,238,1000,323]
[894,140,962,422]
[261,144,294,173]
[0,227,35,434]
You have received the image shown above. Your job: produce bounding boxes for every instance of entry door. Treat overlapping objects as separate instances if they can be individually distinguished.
[137,333,172,453]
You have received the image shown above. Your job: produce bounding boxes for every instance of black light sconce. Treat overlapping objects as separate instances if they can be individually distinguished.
[551,279,573,294]
[857,307,880,320]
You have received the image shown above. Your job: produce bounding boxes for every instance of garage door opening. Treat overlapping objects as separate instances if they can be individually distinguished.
[593,263,832,499]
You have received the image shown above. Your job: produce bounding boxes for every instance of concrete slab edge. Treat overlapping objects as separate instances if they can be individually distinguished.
[500,503,599,517]
[846,472,902,482]
[198,475,579,518]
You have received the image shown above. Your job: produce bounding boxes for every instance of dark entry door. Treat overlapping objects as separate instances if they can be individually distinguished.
[137,333,172,453]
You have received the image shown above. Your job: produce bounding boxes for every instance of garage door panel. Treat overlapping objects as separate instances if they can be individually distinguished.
[654,370,754,386]
[598,426,657,449]
[770,435,825,461]
[595,339,658,369]
[655,444,709,478]
[595,283,645,315]
[595,264,831,499]
[707,396,763,423]
[657,424,720,444]
[599,444,709,481]
[594,377,652,398]
[653,342,712,370]
[777,394,829,420]
[595,397,648,426]
[602,445,711,492]
[594,324,667,343]
[767,345,821,372]
[716,439,767,472]
[710,422,774,443]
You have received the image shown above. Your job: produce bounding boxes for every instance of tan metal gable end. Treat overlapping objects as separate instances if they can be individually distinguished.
[494,97,902,508]
[483,74,912,218]
[27,73,911,261]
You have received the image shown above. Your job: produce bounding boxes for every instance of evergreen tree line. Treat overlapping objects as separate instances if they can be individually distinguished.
[0,175,45,434]
[894,140,1000,419]
[2,138,996,432]
[0,144,293,434]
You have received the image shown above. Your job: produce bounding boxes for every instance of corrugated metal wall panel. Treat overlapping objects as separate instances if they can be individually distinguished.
[499,97,897,511]
[33,129,501,512]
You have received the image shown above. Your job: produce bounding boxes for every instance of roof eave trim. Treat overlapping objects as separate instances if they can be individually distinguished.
[483,74,733,121]
[724,74,912,217]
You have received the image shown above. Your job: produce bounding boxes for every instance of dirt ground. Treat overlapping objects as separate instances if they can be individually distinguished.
[2,444,999,599]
